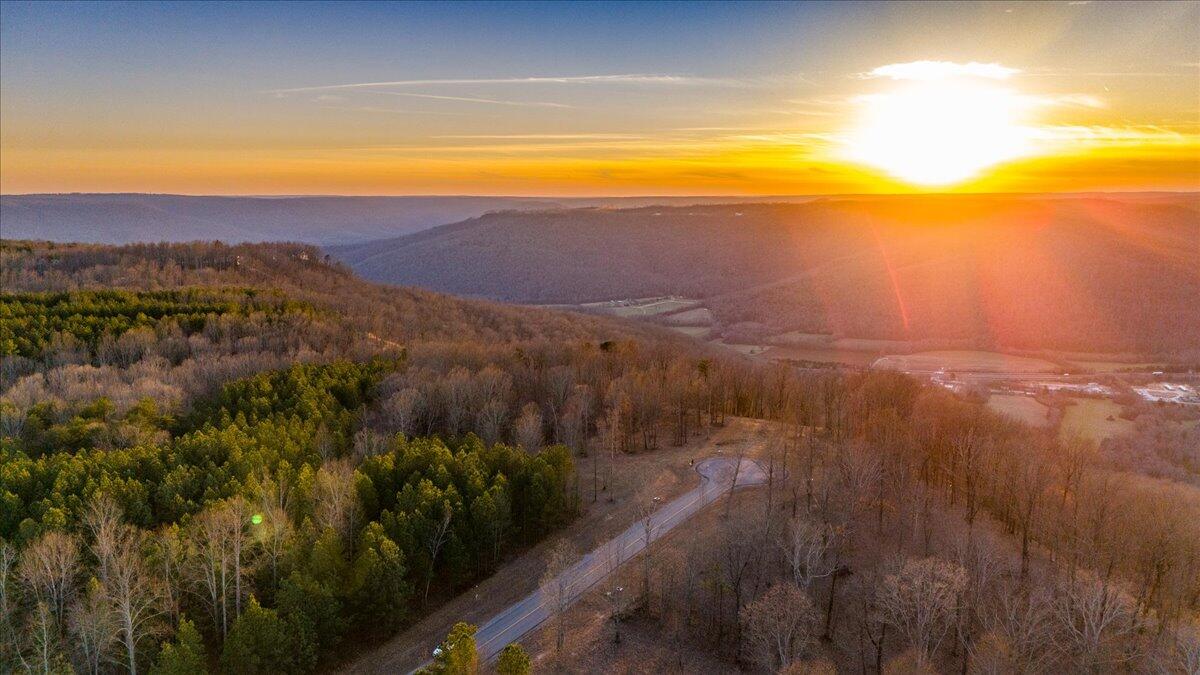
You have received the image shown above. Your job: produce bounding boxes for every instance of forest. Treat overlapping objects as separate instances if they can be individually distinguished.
[2,239,1198,674]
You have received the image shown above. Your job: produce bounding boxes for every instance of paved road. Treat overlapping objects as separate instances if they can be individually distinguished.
[426,456,767,668]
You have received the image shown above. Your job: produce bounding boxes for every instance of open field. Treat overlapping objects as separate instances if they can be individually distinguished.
[1067,359,1161,372]
[667,325,712,339]
[580,296,700,317]
[1060,398,1134,443]
[660,306,713,325]
[987,393,1051,427]
[873,350,1062,373]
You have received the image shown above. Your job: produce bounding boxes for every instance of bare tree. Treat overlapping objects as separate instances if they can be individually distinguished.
[18,530,79,624]
[514,402,543,453]
[540,538,581,655]
[255,505,291,588]
[878,556,968,669]
[0,539,17,660]
[475,397,509,447]
[380,387,422,436]
[99,522,165,675]
[315,458,360,544]
[69,579,118,675]
[1050,573,1139,672]
[423,501,453,605]
[187,504,237,639]
[84,495,124,582]
[780,518,838,590]
[740,581,819,671]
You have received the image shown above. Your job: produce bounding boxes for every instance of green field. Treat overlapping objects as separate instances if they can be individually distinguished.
[1059,398,1134,443]
[874,350,1061,373]
[987,394,1051,427]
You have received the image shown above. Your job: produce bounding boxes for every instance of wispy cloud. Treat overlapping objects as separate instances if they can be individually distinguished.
[267,73,731,95]
[372,91,571,109]
[317,105,472,117]
[432,133,643,140]
[863,61,1020,81]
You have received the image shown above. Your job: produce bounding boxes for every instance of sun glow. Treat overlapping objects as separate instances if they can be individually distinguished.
[841,68,1038,187]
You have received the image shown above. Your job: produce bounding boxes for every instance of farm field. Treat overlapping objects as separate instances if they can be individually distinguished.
[668,325,712,338]
[714,342,878,366]
[987,394,1051,427]
[873,350,1062,373]
[1067,359,1161,372]
[1059,398,1134,443]
[660,307,713,325]
[580,296,699,317]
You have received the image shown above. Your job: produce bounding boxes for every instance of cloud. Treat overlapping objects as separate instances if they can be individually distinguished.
[432,133,642,140]
[864,61,1020,81]
[267,73,729,95]
[373,91,571,109]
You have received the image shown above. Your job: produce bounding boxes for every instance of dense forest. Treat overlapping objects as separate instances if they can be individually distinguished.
[331,195,1200,356]
[2,239,1197,674]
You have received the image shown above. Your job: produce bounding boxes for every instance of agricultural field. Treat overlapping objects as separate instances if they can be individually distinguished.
[1059,398,1134,443]
[668,325,712,339]
[987,393,1051,427]
[660,307,713,326]
[873,350,1061,373]
[580,296,699,317]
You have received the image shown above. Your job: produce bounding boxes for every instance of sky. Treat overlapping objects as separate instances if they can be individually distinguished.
[1,0,1197,196]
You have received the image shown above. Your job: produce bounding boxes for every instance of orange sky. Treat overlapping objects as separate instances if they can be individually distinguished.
[2,1,1197,196]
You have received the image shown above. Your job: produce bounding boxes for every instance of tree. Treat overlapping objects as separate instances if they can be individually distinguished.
[220,596,301,674]
[315,459,360,545]
[514,403,543,453]
[740,581,818,672]
[18,530,79,625]
[150,618,207,675]
[69,578,118,675]
[877,557,967,670]
[427,621,478,675]
[495,642,531,675]
[780,518,837,590]
[99,520,166,675]
[540,538,580,655]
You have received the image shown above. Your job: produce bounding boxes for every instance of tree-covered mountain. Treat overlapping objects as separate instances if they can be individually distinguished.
[331,194,1200,356]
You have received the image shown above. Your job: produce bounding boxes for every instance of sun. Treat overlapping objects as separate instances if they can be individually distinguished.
[840,75,1036,187]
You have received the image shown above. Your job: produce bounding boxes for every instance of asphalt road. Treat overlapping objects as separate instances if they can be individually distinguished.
[459,455,768,665]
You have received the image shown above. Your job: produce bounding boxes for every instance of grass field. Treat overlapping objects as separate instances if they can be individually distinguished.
[668,325,712,339]
[873,350,1061,373]
[581,297,699,317]
[661,307,713,326]
[987,394,1051,427]
[1059,398,1134,443]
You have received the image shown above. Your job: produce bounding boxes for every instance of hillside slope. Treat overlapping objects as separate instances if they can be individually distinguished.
[330,194,1200,355]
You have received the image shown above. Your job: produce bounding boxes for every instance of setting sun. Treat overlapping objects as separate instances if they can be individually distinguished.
[840,63,1037,186]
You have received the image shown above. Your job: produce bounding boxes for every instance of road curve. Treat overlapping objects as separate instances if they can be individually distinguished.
[447,456,767,668]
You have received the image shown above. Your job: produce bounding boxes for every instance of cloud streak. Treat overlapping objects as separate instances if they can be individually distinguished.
[373,91,572,109]
[267,73,731,95]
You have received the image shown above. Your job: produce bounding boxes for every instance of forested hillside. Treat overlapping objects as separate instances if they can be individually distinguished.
[3,239,1197,674]
[331,194,1200,356]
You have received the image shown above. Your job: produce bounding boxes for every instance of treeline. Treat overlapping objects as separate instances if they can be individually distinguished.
[0,360,577,672]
